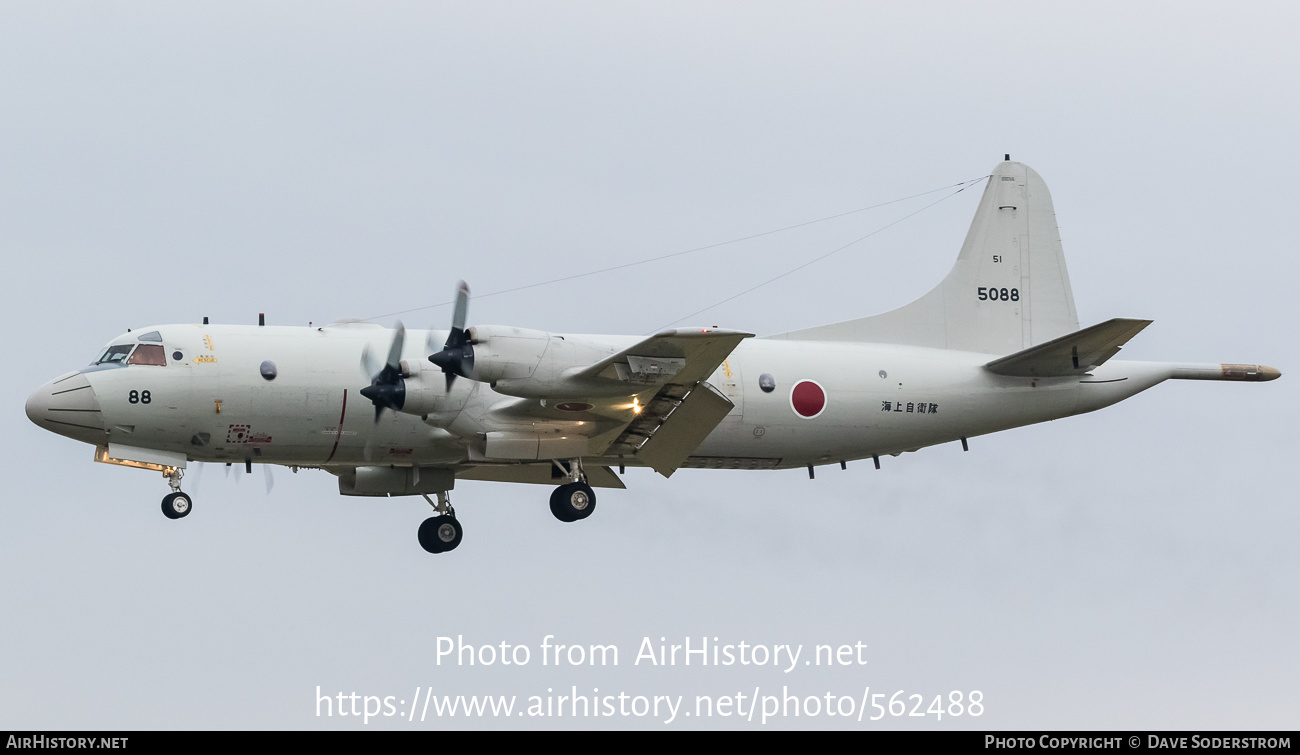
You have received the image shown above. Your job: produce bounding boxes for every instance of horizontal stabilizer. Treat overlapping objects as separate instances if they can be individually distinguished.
[985,318,1153,377]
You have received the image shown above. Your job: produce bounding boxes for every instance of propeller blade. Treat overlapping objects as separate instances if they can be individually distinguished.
[360,323,408,422]
[263,465,275,495]
[384,322,405,376]
[450,281,469,335]
[425,323,439,356]
[429,281,473,392]
[360,344,380,380]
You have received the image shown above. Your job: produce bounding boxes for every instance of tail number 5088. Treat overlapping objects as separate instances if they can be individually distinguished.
[977,287,1019,302]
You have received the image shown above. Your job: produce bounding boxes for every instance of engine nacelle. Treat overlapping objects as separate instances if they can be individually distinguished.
[396,358,468,417]
[461,325,552,384]
[397,325,557,416]
[428,324,632,401]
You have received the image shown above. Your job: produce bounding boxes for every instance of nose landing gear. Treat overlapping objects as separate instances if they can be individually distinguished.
[160,467,192,519]
[161,491,192,519]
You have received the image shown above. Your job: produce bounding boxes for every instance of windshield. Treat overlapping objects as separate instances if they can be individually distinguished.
[91,341,168,367]
[127,344,166,366]
[95,344,134,366]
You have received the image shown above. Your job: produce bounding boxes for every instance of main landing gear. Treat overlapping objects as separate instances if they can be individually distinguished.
[414,459,598,554]
[160,467,192,520]
[418,490,462,554]
[549,458,596,523]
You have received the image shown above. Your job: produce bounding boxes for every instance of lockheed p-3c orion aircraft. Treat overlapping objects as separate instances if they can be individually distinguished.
[25,158,1280,553]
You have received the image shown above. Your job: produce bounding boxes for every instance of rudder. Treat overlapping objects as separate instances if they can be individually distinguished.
[771,159,1079,355]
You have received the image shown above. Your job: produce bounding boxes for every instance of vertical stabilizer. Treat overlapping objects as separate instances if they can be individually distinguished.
[770,160,1079,354]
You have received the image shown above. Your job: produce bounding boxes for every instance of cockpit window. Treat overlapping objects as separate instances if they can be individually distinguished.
[137,331,163,342]
[95,345,135,366]
[127,344,167,366]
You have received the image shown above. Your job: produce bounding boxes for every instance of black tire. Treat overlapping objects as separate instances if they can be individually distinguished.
[418,515,462,553]
[549,486,575,522]
[161,492,192,519]
[550,482,596,522]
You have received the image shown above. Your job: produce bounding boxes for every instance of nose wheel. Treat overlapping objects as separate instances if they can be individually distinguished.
[161,492,192,519]
[160,467,192,519]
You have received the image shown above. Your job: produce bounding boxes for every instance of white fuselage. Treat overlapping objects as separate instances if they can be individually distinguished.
[29,322,1173,474]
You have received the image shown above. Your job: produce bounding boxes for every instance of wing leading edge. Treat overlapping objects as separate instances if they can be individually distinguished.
[566,328,754,390]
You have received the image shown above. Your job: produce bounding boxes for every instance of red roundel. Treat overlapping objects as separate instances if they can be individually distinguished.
[790,380,826,418]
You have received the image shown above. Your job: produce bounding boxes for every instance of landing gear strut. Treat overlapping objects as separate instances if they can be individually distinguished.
[549,458,596,522]
[161,467,192,520]
[418,491,462,553]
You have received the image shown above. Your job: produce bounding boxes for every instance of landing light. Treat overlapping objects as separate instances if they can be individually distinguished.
[94,446,175,474]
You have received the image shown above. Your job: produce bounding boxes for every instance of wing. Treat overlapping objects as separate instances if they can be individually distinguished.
[562,328,754,394]
[485,329,753,476]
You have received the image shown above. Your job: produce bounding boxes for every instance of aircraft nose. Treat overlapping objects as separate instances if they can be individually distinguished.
[26,372,107,443]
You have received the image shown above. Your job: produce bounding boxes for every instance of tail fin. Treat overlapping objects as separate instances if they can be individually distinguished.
[771,159,1079,355]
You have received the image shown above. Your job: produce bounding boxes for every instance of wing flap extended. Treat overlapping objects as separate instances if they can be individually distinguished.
[464,330,749,467]
[985,318,1153,377]
[605,381,734,477]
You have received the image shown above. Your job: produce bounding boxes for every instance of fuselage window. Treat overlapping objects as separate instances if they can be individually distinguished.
[127,344,167,366]
[95,345,134,366]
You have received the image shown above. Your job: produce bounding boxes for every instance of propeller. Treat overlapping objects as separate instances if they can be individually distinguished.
[359,322,406,422]
[189,461,204,495]
[215,460,273,493]
[428,281,474,391]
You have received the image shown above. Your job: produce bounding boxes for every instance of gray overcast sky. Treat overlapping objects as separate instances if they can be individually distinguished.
[2,2,1297,730]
